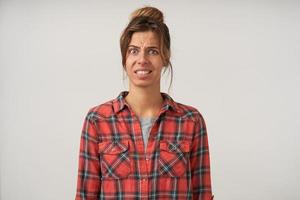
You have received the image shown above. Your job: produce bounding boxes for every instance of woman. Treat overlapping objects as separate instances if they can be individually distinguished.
[75,6,214,200]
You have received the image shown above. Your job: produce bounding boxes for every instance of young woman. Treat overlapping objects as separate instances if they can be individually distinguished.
[75,6,214,200]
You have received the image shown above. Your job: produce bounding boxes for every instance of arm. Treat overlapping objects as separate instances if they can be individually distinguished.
[75,111,101,200]
[190,113,214,200]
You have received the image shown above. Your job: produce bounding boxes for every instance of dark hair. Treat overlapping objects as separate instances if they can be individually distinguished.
[120,6,173,92]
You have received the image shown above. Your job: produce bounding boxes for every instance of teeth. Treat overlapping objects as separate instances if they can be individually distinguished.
[136,70,151,74]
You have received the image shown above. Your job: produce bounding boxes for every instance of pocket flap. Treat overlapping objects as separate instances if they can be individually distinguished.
[180,141,190,152]
[160,140,190,153]
[98,140,129,154]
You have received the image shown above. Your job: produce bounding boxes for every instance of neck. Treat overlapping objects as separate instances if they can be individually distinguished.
[125,87,164,118]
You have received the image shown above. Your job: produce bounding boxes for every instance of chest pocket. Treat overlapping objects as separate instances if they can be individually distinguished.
[158,140,190,177]
[98,140,131,179]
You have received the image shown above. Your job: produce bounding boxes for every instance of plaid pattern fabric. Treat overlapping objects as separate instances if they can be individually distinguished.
[75,91,214,200]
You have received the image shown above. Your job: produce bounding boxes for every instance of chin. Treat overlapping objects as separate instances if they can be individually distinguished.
[133,83,153,88]
[130,81,158,88]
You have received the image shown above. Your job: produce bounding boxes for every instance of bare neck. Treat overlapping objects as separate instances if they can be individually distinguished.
[125,88,164,118]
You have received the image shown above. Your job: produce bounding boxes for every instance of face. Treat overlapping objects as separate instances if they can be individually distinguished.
[125,31,164,90]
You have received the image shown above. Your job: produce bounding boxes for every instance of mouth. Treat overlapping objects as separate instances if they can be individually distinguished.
[134,69,152,75]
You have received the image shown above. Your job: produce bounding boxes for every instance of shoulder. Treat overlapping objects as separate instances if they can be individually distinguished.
[85,99,115,121]
[172,100,206,123]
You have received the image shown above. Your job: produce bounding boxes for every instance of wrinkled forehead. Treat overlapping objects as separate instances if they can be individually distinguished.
[129,31,160,48]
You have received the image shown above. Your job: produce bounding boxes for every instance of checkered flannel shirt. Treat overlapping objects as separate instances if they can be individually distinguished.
[75,91,214,200]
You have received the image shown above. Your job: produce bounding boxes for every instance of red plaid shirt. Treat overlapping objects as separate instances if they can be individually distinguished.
[75,91,214,200]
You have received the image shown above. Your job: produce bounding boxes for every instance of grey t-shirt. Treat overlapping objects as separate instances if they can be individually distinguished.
[139,117,156,152]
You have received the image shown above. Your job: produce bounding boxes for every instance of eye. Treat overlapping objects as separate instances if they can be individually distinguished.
[128,48,138,55]
[148,49,159,55]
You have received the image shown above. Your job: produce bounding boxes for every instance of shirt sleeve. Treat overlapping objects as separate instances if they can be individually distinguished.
[75,111,101,200]
[190,112,214,200]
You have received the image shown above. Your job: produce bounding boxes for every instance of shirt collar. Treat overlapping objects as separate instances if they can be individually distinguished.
[112,91,182,114]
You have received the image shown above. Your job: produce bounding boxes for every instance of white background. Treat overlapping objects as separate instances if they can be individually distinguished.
[1,0,299,199]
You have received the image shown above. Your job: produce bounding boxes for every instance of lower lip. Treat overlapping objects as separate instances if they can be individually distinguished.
[135,72,152,79]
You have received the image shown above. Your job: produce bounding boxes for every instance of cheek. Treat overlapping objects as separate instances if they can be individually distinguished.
[124,64,130,73]
[124,61,130,72]
[125,56,134,68]
[125,60,134,73]
[156,59,165,69]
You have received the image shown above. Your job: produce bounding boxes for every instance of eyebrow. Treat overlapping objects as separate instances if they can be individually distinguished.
[128,45,159,49]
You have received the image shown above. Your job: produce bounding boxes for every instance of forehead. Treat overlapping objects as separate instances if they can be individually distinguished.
[129,31,159,47]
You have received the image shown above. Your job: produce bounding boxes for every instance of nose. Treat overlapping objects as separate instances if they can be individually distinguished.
[137,51,149,65]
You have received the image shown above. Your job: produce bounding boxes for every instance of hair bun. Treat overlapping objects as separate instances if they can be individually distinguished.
[130,6,164,23]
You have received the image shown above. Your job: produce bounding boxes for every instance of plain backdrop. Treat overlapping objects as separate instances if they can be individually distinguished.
[1,0,299,199]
